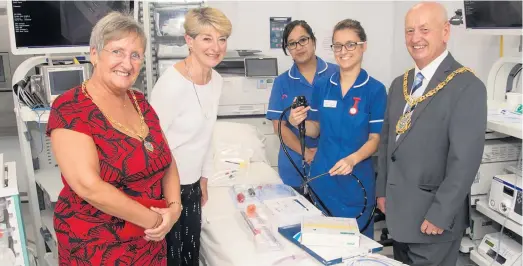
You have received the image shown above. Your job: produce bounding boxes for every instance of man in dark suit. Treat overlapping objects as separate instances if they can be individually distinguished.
[376,2,487,265]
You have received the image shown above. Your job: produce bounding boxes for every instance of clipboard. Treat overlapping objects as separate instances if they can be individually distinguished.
[278,224,383,265]
[278,224,343,265]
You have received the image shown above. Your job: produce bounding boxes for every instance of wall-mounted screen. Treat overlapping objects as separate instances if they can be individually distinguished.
[7,0,133,55]
[463,1,522,35]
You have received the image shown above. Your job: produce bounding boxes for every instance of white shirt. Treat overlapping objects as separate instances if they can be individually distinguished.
[150,67,223,185]
[397,50,448,140]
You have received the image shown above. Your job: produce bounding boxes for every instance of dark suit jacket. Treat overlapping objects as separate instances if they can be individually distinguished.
[377,53,487,243]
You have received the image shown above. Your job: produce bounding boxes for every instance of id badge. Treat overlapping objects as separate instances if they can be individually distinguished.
[323,100,337,108]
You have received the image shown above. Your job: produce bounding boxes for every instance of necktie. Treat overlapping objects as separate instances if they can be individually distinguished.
[411,72,424,95]
[406,72,424,113]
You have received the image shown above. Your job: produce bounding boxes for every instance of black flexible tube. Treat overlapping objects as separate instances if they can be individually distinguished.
[278,107,332,217]
[277,106,375,232]
[301,172,367,220]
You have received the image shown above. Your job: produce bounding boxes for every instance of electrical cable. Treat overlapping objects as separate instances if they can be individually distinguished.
[514,66,522,92]
[13,77,50,160]
[489,212,509,266]
[26,244,38,266]
[346,258,394,266]
[277,104,375,233]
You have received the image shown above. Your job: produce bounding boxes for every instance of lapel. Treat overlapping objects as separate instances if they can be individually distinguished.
[393,53,457,151]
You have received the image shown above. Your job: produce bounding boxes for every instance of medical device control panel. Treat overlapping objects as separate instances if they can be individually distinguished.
[478,233,522,266]
[488,174,522,225]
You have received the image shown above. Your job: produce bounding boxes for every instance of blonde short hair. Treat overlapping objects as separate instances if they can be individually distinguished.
[90,11,147,52]
[184,7,232,38]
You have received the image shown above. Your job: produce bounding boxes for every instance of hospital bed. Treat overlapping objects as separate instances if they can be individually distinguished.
[200,121,405,266]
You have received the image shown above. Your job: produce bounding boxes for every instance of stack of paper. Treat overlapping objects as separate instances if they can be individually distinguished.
[300,216,360,247]
[488,108,522,124]
[263,196,322,226]
[279,224,383,265]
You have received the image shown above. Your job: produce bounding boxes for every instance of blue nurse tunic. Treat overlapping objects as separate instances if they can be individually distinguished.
[308,69,387,237]
[266,57,338,189]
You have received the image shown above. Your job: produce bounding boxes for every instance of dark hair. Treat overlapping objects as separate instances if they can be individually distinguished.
[282,20,316,55]
[332,19,367,43]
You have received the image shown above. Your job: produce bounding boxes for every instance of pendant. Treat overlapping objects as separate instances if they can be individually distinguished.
[396,111,413,134]
[350,97,361,116]
[144,141,154,152]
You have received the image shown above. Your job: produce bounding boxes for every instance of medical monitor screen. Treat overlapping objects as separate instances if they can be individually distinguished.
[48,70,84,96]
[245,58,278,77]
[10,1,132,49]
[464,1,522,29]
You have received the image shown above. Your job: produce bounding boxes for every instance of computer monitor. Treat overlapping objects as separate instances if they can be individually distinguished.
[7,0,133,55]
[38,64,91,103]
[463,0,522,35]
[244,58,278,77]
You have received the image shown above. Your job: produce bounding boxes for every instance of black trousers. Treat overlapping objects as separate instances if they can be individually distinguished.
[166,180,201,266]
[393,238,462,266]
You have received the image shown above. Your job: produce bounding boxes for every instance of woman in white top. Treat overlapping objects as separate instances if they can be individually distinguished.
[150,7,232,266]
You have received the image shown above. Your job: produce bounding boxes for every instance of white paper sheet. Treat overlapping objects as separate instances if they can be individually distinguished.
[488,108,522,124]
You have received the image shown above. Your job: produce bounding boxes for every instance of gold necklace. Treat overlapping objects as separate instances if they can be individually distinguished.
[395,66,472,135]
[81,81,154,152]
[184,59,211,119]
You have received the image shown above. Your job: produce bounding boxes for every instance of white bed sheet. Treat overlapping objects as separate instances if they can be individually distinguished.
[200,162,396,266]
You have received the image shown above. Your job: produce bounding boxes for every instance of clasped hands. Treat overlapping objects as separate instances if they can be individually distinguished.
[144,204,182,241]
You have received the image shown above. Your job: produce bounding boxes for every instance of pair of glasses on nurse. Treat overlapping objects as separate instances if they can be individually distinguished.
[103,48,144,62]
[330,41,365,52]
[286,36,364,52]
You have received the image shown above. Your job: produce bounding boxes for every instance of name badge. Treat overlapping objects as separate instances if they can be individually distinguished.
[323,100,337,108]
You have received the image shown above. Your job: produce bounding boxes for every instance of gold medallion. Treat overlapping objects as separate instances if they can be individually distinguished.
[395,67,473,134]
[144,141,154,152]
[396,111,413,134]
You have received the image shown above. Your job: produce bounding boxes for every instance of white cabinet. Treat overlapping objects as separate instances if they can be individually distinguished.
[217,116,280,168]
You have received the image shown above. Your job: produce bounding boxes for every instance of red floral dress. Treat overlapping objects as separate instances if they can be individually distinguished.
[46,86,172,265]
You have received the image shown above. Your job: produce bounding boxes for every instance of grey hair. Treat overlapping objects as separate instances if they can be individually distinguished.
[89,11,147,52]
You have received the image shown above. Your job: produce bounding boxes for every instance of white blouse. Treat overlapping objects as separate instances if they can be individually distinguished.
[150,67,222,185]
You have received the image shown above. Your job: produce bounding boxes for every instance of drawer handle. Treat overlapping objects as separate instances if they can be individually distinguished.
[232,109,261,114]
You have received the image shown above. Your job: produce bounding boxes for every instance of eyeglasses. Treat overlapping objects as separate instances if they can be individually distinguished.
[286,37,310,50]
[330,41,365,52]
[103,48,144,62]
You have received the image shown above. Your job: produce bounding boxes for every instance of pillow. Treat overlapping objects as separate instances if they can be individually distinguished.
[212,121,268,163]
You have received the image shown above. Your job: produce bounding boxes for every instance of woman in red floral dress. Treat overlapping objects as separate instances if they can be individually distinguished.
[46,12,182,265]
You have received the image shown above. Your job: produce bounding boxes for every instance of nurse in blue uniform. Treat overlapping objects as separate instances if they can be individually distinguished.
[289,19,387,238]
[266,20,337,194]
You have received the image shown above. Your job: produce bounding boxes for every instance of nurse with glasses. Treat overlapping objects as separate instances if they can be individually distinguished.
[289,19,387,237]
[266,20,338,195]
